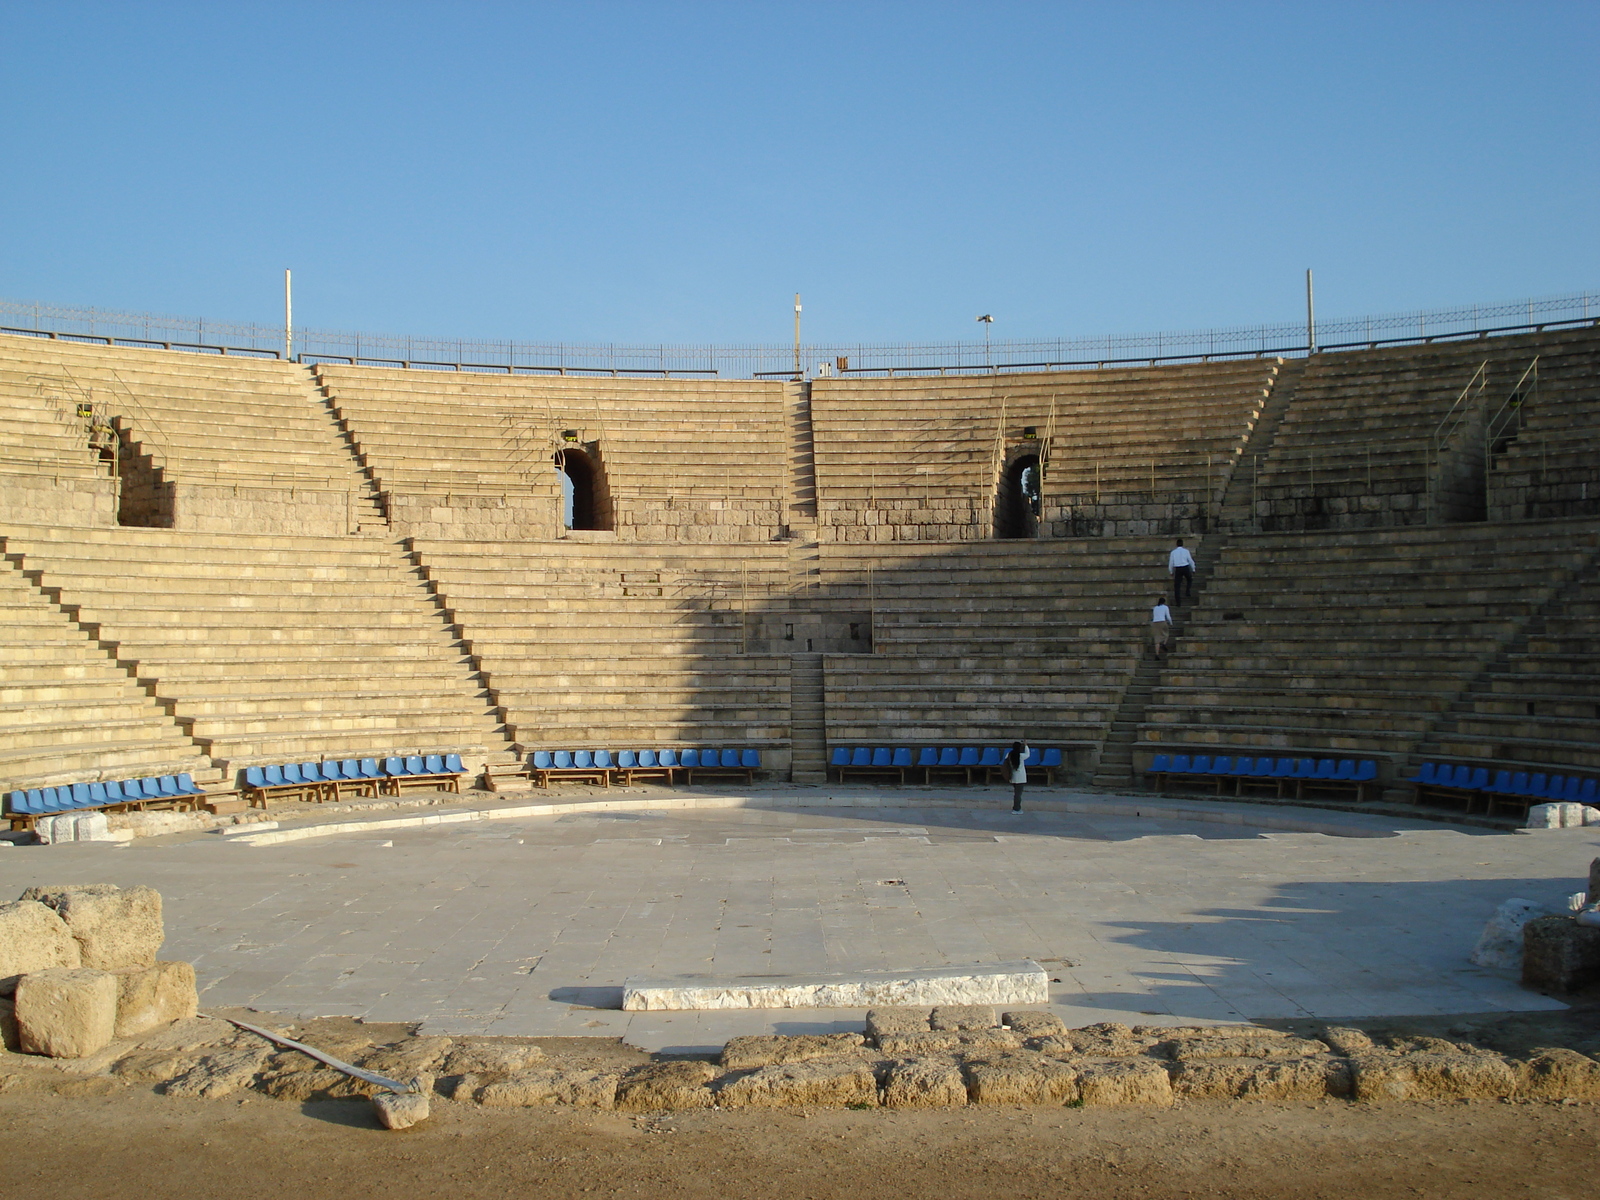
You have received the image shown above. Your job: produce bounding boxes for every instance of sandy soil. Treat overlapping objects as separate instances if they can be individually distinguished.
[2,1085,1596,1200]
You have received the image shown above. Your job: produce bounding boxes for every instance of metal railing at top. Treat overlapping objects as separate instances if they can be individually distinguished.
[3,289,1598,381]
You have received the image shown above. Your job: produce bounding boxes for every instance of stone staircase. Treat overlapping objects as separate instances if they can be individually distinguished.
[789,653,827,782]
[1217,358,1306,529]
[1092,540,1225,788]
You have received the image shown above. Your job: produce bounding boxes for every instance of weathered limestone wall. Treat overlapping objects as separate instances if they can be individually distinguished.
[0,475,119,528]
[387,492,557,542]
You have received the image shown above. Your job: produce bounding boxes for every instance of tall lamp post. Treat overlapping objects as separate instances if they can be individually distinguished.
[976,313,994,371]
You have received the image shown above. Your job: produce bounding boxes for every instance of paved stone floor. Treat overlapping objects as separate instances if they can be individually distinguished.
[2,786,1594,1052]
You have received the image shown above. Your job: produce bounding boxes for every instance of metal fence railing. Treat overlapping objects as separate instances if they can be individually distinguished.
[3,289,1596,381]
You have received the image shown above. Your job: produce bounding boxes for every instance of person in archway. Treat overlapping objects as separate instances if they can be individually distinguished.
[1168,538,1196,604]
[1006,740,1030,813]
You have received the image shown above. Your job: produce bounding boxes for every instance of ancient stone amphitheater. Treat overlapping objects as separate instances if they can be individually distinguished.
[4,316,1597,817]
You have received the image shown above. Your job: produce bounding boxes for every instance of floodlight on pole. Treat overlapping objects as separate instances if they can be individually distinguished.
[793,294,802,376]
[284,269,293,363]
[976,314,994,371]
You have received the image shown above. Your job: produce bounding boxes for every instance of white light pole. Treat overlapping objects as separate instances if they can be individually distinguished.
[793,293,802,377]
[284,269,293,362]
[1305,269,1316,354]
[976,314,994,371]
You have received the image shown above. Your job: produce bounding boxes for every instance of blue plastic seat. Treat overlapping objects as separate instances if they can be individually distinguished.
[1289,758,1315,779]
[1487,769,1513,795]
[871,748,893,768]
[1040,748,1063,769]
[174,774,204,795]
[595,750,615,769]
[1580,778,1598,804]
[532,750,553,769]
[139,778,163,800]
[1023,748,1042,767]
[444,753,464,774]
[336,760,359,780]
[39,787,61,813]
[296,762,318,784]
[1352,760,1377,783]
[1151,753,1172,774]
[830,747,851,767]
[1334,760,1357,781]
[681,749,701,768]
[639,750,658,768]
[719,749,739,768]
[958,748,981,768]
[1311,759,1337,780]
[1170,755,1193,774]
[1190,755,1212,774]
[1408,762,1438,784]
[891,748,912,768]
[383,757,406,777]
[1465,767,1489,791]
[659,749,679,768]
[245,767,266,789]
[697,749,719,768]
[617,750,638,769]
[938,748,960,767]
[283,763,307,785]
[741,749,761,768]
[71,782,94,807]
[978,747,1003,768]
[1508,772,1533,796]
[916,748,939,767]
[1528,773,1549,798]
[7,791,26,815]
[359,758,382,778]
[1208,756,1233,775]
[99,781,126,804]
[850,748,872,767]
[424,754,445,775]
[315,762,341,783]
[154,776,179,798]
[404,755,424,775]
[553,751,574,769]
[260,765,283,787]
[1557,776,1582,802]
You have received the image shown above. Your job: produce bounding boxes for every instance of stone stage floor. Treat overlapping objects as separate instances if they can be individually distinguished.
[2,786,1593,1052]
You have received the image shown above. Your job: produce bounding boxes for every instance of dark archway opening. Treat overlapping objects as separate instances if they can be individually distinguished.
[996,452,1041,539]
[555,447,611,531]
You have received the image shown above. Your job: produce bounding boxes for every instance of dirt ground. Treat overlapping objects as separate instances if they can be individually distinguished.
[2,1084,1596,1200]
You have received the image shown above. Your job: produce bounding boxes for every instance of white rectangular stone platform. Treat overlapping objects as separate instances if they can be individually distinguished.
[621,961,1049,1011]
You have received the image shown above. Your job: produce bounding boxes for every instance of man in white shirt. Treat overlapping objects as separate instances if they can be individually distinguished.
[1150,596,1172,658]
[1168,538,1195,604]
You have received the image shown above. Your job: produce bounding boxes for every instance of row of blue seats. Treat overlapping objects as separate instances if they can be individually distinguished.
[529,749,760,771]
[7,774,209,817]
[838,748,1062,774]
[1146,754,1379,799]
[242,755,465,805]
[1409,762,1598,813]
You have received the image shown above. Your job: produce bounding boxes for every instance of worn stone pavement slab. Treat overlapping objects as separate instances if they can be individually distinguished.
[0,785,1591,1052]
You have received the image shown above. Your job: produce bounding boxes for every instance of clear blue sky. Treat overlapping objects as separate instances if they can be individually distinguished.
[2,2,1595,347]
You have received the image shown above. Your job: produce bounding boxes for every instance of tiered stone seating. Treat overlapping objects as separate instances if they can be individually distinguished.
[1247,327,1600,531]
[811,363,1280,542]
[0,334,381,534]
[411,540,794,763]
[0,553,216,791]
[0,525,514,771]
[1485,330,1600,520]
[0,351,120,526]
[1139,521,1600,770]
[1421,530,1600,774]
[315,366,787,542]
[816,537,1189,760]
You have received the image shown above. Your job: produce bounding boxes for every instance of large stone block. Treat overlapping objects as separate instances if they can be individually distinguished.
[623,961,1048,1011]
[616,1061,717,1111]
[476,1067,618,1108]
[113,962,199,1039]
[721,1033,866,1070]
[715,1059,879,1108]
[1522,915,1600,992]
[929,1005,996,1031]
[1170,1056,1350,1101]
[1516,1049,1600,1100]
[1349,1052,1517,1101]
[14,968,118,1058]
[21,885,164,970]
[0,900,81,994]
[883,1057,967,1107]
[962,1051,1082,1105]
[866,1007,931,1040]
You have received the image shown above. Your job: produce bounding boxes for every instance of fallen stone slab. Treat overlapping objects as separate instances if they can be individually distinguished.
[113,961,198,1039]
[1515,1048,1600,1100]
[875,1029,1020,1057]
[1318,1026,1377,1055]
[0,900,81,994]
[866,1007,931,1039]
[962,1051,1083,1105]
[1169,1056,1352,1101]
[616,1060,717,1110]
[715,1059,880,1108]
[883,1057,968,1107]
[1073,1058,1175,1107]
[21,885,164,971]
[437,1041,545,1077]
[623,961,1048,1011]
[1002,1010,1066,1038]
[111,1047,211,1085]
[477,1067,619,1108]
[1349,1051,1518,1102]
[721,1033,867,1070]
[1163,1033,1330,1062]
[929,1005,997,1031]
[14,968,118,1058]
[162,1045,274,1099]
[1033,1022,1157,1059]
